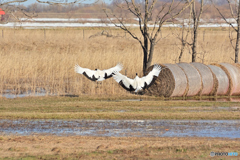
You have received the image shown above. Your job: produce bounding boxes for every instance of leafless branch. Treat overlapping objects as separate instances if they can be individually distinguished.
[150,2,168,38]
[156,32,170,44]
[0,0,27,6]
[103,9,146,52]
[213,3,237,32]
[36,0,97,5]
[153,0,194,41]
[197,0,204,24]
[227,0,237,18]
[124,0,140,18]
[229,27,237,49]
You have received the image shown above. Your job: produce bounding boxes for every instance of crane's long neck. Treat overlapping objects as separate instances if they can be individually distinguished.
[134,73,142,92]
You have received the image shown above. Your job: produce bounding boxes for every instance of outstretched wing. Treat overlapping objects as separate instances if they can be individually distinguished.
[140,64,162,89]
[103,63,123,79]
[113,72,135,92]
[75,64,98,81]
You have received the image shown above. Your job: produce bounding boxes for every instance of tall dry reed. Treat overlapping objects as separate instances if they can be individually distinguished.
[0,27,235,96]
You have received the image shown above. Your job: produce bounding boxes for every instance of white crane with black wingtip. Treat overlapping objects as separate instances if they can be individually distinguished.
[75,63,123,81]
[112,64,162,92]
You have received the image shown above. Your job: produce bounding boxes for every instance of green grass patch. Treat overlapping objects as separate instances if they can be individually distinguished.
[0,96,239,120]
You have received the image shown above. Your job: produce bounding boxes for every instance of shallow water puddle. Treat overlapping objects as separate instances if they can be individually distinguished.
[0,120,239,138]
[1,89,47,98]
[2,90,240,102]
[1,92,47,99]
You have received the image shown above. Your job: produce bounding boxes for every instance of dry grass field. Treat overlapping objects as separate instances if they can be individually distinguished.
[0,135,239,160]
[0,27,236,96]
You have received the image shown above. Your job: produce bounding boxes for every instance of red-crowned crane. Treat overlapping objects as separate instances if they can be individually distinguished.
[113,64,161,92]
[75,63,123,82]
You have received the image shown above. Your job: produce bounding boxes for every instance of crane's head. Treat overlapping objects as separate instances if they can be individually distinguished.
[135,73,139,79]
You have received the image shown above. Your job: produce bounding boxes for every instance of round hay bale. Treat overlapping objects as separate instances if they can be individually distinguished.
[219,63,240,95]
[144,64,187,97]
[177,63,202,96]
[207,66,218,96]
[191,62,214,95]
[144,64,173,97]
[212,63,232,96]
[208,65,229,96]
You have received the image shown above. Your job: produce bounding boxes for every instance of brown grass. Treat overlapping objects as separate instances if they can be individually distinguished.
[0,27,236,96]
[0,135,239,159]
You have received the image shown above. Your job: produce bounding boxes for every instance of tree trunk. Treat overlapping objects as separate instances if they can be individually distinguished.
[143,23,148,74]
[235,29,240,63]
[179,43,185,63]
[235,2,240,63]
[143,47,148,74]
[179,27,185,63]
[192,27,198,62]
[145,42,155,75]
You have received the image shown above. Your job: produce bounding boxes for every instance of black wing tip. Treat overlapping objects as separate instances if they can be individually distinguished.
[104,73,113,80]
[119,80,135,92]
[83,72,98,81]
[142,76,158,90]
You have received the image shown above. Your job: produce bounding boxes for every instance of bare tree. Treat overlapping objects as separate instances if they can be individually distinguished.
[173,0,204,63]
[214,0,240,63]
[104,0,194,74]
[174,24,191,63]
[190,0,204,62]
[172,5,192,63]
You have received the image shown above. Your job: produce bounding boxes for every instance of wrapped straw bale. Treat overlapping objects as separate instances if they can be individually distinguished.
[145,64,187,97]
[219,63,240,95]
[208,65,229,96]
[177,63,202,96]
[191,62,214,95]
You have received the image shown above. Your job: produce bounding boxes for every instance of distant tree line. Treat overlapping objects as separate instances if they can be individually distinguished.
[5,0,234,20]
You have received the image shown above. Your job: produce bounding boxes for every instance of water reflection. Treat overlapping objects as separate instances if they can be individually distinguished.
[0,89,54,98]
[0,119,239,138]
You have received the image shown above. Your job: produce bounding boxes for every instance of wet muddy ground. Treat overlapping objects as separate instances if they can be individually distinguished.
[1,96,240,159]
[2,90,240,102]
[1,119,240,138]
